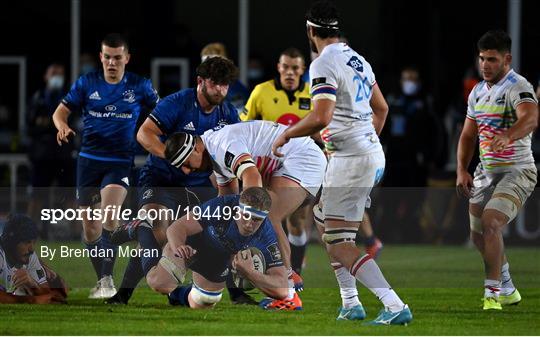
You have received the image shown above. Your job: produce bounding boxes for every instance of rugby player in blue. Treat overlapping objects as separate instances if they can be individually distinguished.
[106,57,241,305]
[52,33,159,299]
[111,187,288,309]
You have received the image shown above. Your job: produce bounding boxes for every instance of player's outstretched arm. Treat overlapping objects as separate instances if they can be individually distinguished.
[370,83,389,135]
[137,118,166,158]
[52,103,75,145]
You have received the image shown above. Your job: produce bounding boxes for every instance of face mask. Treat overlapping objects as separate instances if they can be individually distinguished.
[248,68,264,81]
[402,80,419,96]
[48,75,64,90]
[80,64,95,75]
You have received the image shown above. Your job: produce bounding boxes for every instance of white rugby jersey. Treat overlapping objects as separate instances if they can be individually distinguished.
[310,42,382,156]
[466,69,537,172]
[201,120,315,185]
[0,247,47,295]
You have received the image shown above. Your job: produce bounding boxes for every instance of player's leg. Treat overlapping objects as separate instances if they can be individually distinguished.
[76,156,108,298]
[81,202,103,278]
[313,206,365,320]
[107,201,172,304]
[187,272,225,309]
[97,183,127,297]
[108,165,174,303]
[286,196,315,275]
[322,154,411,325]
[268,177,308,300]
[480,168,535,309]
[146,243,187,295]
[97,161,131,297]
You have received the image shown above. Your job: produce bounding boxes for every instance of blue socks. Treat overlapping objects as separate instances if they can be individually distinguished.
[101,229,118,277]
[168,285,192,306]
[84,237,102,280]
[137,226,161,275]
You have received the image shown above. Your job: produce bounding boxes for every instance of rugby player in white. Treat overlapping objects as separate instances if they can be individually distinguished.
[272,0,412,325]
[456,30,538,310]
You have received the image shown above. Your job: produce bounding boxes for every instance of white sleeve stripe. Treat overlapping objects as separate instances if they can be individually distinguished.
[312,93,337,101]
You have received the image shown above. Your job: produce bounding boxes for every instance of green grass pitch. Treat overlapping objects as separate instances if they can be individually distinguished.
[2,243,539,335]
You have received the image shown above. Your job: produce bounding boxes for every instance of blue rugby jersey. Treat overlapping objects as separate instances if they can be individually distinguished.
[146,88,240,186]
[196,194,283,269]
[62,70,159,161]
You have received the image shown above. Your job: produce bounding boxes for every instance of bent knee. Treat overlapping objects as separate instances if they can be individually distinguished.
[481,213,506,235]
[146,270,171,294]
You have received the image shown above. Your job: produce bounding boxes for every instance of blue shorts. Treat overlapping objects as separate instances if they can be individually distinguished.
[186,233,230,283]
[76,155,132,206]
[137,164,217,210]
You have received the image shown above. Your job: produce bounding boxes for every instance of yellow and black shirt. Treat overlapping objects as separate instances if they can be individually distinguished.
[240,78,311,125]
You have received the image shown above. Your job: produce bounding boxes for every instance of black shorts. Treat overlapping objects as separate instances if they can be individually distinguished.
[137,164,217,210]
[186,233,230,283]
[76,155,131,206]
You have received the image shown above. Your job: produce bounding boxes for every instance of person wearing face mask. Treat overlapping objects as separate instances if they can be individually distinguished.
[379,67,442,245]
[383,66,439,187]
[79,53,98,76]
[26,63,76,240]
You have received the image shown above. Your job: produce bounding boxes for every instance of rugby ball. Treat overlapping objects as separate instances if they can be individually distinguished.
[232,247,266,290]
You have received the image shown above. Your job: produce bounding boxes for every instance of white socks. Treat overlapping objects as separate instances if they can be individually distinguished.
[500,262,515,296]
[288,231,308,247]
[287,268,295,299]
[350,254,404,313]
[332,262,361,309]
[484,279,502,298]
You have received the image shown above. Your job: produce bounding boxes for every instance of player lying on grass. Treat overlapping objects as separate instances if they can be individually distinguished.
[111,187,288,308]
[0,214,67,304]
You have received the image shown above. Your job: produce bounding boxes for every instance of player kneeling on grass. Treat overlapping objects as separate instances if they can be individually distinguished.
[0,214,67,304]
[111,187,288,308]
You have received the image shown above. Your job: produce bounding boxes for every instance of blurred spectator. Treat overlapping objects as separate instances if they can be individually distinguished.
[247,55,266,90]
[200,42,249,114]
[79,53,98,76]
[463,67,480,104]
[382,66,440,186]
[26,63,76,240]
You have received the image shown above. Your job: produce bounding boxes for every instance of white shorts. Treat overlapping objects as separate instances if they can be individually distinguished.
[470,165,537,212]
[321,150,385,221]
[274,142,326,197]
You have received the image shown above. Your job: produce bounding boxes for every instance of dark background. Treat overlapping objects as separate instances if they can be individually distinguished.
[0,0,538,243]
[1,0,538,110]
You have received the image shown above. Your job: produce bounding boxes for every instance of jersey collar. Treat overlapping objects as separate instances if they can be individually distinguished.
[487,69,515,89]
[319,42,346,57]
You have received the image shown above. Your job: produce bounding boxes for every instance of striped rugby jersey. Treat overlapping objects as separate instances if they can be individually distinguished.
[310,42,382,156]
[466,69,537,172]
